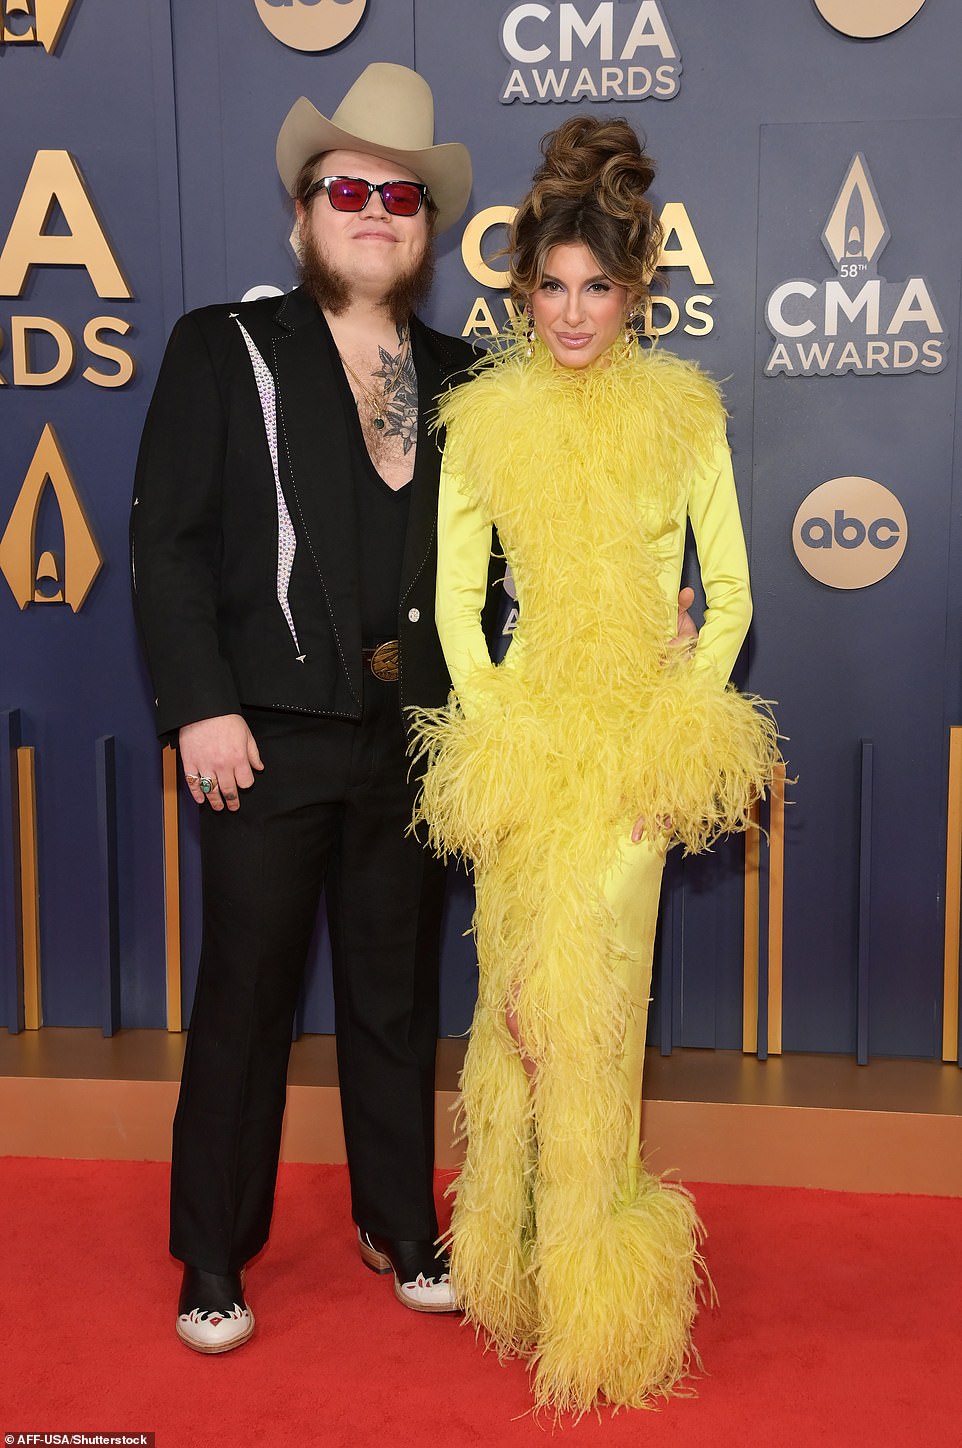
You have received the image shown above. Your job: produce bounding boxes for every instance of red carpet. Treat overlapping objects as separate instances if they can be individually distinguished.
[2,1158,960,1446]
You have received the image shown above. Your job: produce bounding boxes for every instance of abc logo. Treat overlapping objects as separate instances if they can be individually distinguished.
[792,477,907,589]
[254,0,367,53]
[812,0,926,39]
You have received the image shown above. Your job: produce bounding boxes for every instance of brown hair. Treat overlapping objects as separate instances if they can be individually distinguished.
[509,116,662,305]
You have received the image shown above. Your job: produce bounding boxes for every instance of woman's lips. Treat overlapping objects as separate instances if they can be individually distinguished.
[556,333,593,347]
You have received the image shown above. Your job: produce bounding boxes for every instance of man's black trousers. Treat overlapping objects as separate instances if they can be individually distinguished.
[169,678,444,1274]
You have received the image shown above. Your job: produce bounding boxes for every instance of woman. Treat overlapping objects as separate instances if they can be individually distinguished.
[413,116,779,1414]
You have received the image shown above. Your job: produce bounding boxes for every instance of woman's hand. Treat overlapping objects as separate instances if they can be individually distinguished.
[671,586,697,652]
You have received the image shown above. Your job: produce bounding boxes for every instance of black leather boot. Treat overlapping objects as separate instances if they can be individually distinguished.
[357,1228,457,1313]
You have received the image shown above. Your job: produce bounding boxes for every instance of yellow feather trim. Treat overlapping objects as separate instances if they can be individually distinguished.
[415,340,780,859]
[436,332,726,535]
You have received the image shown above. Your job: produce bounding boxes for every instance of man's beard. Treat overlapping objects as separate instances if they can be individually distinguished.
[299,230,436,324]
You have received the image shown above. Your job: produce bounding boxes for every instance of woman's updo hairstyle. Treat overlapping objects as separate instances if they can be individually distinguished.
[509,115,662,307]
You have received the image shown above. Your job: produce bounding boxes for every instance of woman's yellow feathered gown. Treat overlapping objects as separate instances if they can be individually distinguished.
[412,340,779,1415]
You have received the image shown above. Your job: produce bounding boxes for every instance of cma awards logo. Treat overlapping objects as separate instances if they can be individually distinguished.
[254,0,366,53]
[499,1,681,104]
[764,153,947,378]
[792,477,907,590]
[0,424,102,610]
[0,0,75,50]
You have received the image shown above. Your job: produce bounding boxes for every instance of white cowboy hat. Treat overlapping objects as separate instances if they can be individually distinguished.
[276,62,472,234]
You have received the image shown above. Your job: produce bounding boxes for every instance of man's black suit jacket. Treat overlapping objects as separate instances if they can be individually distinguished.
[131,286,478,739]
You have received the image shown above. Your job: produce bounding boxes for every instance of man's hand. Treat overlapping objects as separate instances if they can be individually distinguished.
[672,586,697,651]
[631,813,672,845]
[180,714,264,812]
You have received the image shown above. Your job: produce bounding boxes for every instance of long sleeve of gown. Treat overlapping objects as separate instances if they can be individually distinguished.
[435,458,502,717]
[684,439,753,685]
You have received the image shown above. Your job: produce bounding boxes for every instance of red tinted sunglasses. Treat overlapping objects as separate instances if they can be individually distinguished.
[304,175,430,217]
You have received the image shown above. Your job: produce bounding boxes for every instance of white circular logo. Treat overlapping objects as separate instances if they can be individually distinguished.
[812,0,926,39]
[254,0,367,53]
[241,284,284,303]
[792,477,907,589]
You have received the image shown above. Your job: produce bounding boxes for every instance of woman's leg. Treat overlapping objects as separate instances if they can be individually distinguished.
[529,833,708,1414]
[448,858,539,1353]
[601,833,666,1189]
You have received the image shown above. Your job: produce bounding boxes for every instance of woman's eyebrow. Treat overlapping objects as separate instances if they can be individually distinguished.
[541,273,610,285]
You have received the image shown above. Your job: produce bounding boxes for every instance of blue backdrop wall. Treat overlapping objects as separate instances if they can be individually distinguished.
[2,0,961,1060]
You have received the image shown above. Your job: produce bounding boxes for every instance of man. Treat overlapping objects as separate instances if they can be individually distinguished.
[132,63,476,1352]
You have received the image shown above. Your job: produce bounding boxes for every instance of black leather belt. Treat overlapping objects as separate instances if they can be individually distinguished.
[362,640,400,682]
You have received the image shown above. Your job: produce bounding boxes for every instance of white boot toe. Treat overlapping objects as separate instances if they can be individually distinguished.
[176,1302,255,1354]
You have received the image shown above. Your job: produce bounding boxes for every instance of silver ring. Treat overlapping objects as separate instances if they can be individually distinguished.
[199,775,215,795]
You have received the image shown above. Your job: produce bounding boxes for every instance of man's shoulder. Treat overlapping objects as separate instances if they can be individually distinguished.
[178,291,287,340]
[165,290,320,375]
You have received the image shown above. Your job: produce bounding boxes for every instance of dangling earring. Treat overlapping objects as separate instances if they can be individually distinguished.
[623,307,639,359]
[525,304,536,358]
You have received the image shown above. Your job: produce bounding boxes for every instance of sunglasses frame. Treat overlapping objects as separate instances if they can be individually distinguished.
[304,174,430,217]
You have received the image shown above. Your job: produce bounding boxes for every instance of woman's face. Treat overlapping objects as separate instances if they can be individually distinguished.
[529,242,633,370]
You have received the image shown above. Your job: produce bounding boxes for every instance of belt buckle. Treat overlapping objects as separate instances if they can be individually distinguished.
[369,639,399,682]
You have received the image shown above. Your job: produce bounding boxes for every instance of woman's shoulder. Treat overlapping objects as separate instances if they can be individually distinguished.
[630,345,727,434]
[635,343,723,395]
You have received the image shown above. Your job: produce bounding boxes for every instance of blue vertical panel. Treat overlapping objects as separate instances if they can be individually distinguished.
[0,0,183,1026]
[857,740,874,1065]
[939,116,962,1071]
[1,711,24,1033]
[95,734,120,1036]
[652,859,679,1054]
[752,119,962,1057]
[755,793,771,1062]
[678,848,747,1049]
[438,866,479,1039]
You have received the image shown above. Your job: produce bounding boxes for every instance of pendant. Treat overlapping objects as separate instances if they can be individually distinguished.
[373,416,385,430]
